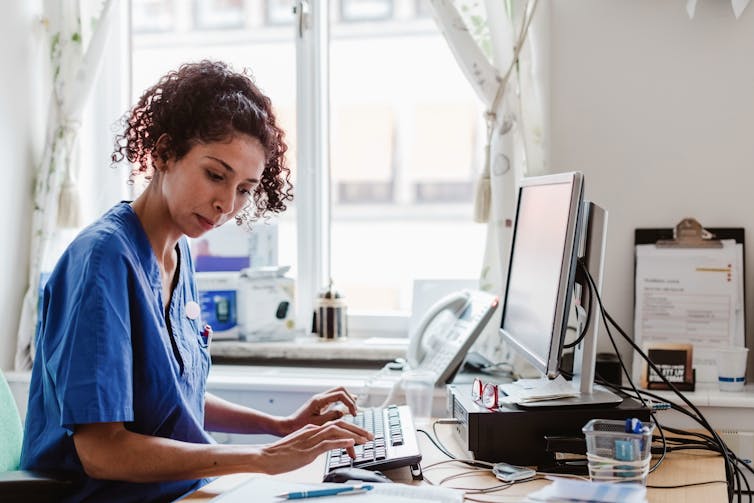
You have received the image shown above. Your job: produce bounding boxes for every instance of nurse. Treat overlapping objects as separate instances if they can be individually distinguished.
[20,60,372,502]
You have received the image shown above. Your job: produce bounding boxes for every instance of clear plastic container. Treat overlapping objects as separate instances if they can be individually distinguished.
[582,418,654,485]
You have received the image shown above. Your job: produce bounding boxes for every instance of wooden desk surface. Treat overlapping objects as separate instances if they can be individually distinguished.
[185,424,728,502]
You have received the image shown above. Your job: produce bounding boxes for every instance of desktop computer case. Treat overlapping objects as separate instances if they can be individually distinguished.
[446,384,651,468]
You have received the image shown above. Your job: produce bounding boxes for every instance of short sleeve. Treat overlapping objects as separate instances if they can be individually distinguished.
[43,236,135,434]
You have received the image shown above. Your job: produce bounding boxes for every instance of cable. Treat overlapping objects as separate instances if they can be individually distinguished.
[563,273,592,349]
[416,428,456,461]
[647,480,729,489]
[578,259,741,502]
[648,412,667,473]
[355,361,402,409]
[417,420,495,470]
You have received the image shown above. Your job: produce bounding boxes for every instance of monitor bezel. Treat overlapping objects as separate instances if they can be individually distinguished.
[499,171,585,378]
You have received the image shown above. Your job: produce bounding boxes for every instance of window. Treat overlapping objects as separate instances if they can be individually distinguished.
[130,0,485,334]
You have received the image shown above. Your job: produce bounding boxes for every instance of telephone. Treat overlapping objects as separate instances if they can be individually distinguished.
[407,289,499,385]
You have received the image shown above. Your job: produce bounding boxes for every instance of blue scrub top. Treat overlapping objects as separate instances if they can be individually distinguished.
[21,202,215,502]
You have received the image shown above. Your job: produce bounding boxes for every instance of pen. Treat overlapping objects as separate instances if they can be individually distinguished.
[275,484,374,500]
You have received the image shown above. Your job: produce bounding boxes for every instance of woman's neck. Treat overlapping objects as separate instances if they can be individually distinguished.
[131,184,181,269]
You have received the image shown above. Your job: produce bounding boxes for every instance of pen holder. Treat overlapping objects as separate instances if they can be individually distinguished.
[582,419,654,485]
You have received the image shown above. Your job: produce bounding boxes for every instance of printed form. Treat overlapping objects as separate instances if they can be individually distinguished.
[633,240,744,383]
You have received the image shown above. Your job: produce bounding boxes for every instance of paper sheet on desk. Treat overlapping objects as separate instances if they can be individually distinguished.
[633,240,745,383]
[525,477,647,503]
[499,375,579,404]
[210,477,463,503]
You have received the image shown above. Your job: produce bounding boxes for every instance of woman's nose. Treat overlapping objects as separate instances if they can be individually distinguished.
[214,190,235,215]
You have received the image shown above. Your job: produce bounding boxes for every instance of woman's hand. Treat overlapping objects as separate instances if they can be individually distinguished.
[279,386,360,435]
[261,419,373,475]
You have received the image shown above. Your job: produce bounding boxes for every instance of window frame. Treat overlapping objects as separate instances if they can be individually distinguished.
[294,0,410,337]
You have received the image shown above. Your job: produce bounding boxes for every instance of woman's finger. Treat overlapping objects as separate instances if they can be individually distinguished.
[309,409,343,425]
[329,419,373,441]
[312,390,359,417]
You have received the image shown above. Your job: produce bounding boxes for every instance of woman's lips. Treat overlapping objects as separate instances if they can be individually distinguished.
[196,214,216,231]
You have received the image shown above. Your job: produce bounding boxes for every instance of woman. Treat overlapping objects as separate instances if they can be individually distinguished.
[20,60,371,502]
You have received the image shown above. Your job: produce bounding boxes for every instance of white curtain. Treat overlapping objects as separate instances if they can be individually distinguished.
[430,0,547,372]
[14,0,122,370]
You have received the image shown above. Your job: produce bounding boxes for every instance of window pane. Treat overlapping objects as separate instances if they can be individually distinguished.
[132,0,175,33]
[340,0,393,21]
[194,0,245,30]
[130,0,298,278]
[329,2,486,312]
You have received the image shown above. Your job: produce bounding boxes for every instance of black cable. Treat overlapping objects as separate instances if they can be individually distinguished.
[576,261,648,410]
[596,376,749,499]
[647,480,729,489]
[578,259,738,502]
[563,272,592,349]
[602,299,742,502]
[648,412,667,473]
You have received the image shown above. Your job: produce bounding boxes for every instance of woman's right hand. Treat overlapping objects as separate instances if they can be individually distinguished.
[259,419,373,474]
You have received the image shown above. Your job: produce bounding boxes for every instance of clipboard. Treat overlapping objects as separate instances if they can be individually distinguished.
[633,218,746,387]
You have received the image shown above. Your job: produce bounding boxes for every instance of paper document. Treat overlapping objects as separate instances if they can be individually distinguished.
[499,375,579,404]
[633,240,744,383]
[210,477,463,503]
[526,476,647,503]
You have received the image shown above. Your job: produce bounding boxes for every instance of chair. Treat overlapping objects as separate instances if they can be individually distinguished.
[0,370,77,502]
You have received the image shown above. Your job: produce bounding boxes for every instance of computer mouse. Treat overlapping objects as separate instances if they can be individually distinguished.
[322,467,391,484]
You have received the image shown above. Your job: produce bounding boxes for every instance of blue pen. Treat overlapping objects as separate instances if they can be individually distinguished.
[275,484,374,500]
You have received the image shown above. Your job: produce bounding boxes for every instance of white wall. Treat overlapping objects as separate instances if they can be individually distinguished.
[549,1,754,370]
[0,2,43,370]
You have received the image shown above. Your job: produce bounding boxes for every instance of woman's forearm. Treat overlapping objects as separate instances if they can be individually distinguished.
[73,423,269,482]
[203,392,291,436]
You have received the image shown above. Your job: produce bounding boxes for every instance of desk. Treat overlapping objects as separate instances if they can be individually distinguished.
[184,422,727,502]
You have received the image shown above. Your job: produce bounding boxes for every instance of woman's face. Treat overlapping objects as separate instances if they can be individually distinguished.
[159,134,266,238]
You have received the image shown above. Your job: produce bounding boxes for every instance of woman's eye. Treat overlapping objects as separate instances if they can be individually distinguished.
[207,171,223,181]
[239,187,252,196]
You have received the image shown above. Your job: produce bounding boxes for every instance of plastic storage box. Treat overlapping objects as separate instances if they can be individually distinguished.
[582,418,654,484]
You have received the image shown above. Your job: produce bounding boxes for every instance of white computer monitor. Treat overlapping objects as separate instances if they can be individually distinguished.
[499,171,620,406]
[500,171,584,378]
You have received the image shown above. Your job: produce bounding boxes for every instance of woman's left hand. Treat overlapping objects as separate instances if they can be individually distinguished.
[279,386,359,435]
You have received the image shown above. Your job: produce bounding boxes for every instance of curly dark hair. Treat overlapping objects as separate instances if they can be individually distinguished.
[112,60,293,223]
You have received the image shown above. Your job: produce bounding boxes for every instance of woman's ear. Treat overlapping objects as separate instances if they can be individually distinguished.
[152,133,173,171]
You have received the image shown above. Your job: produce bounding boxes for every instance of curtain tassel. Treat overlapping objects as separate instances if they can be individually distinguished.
[474,110,497,224]
[473,170,491,223]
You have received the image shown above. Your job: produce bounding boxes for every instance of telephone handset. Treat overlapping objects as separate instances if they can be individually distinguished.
[407,289,499,385]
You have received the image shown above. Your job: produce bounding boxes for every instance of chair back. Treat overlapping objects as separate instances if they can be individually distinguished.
[0,370,23,471]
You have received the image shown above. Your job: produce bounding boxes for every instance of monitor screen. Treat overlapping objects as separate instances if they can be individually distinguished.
[500,172,584,378]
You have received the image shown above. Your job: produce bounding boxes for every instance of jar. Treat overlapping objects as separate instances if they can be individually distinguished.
[314,281,347,340]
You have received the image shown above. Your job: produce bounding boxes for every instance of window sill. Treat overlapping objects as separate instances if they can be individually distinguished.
[209,336,408,366]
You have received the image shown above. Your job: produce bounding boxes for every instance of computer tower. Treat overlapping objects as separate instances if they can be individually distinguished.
[446,384,651,469]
